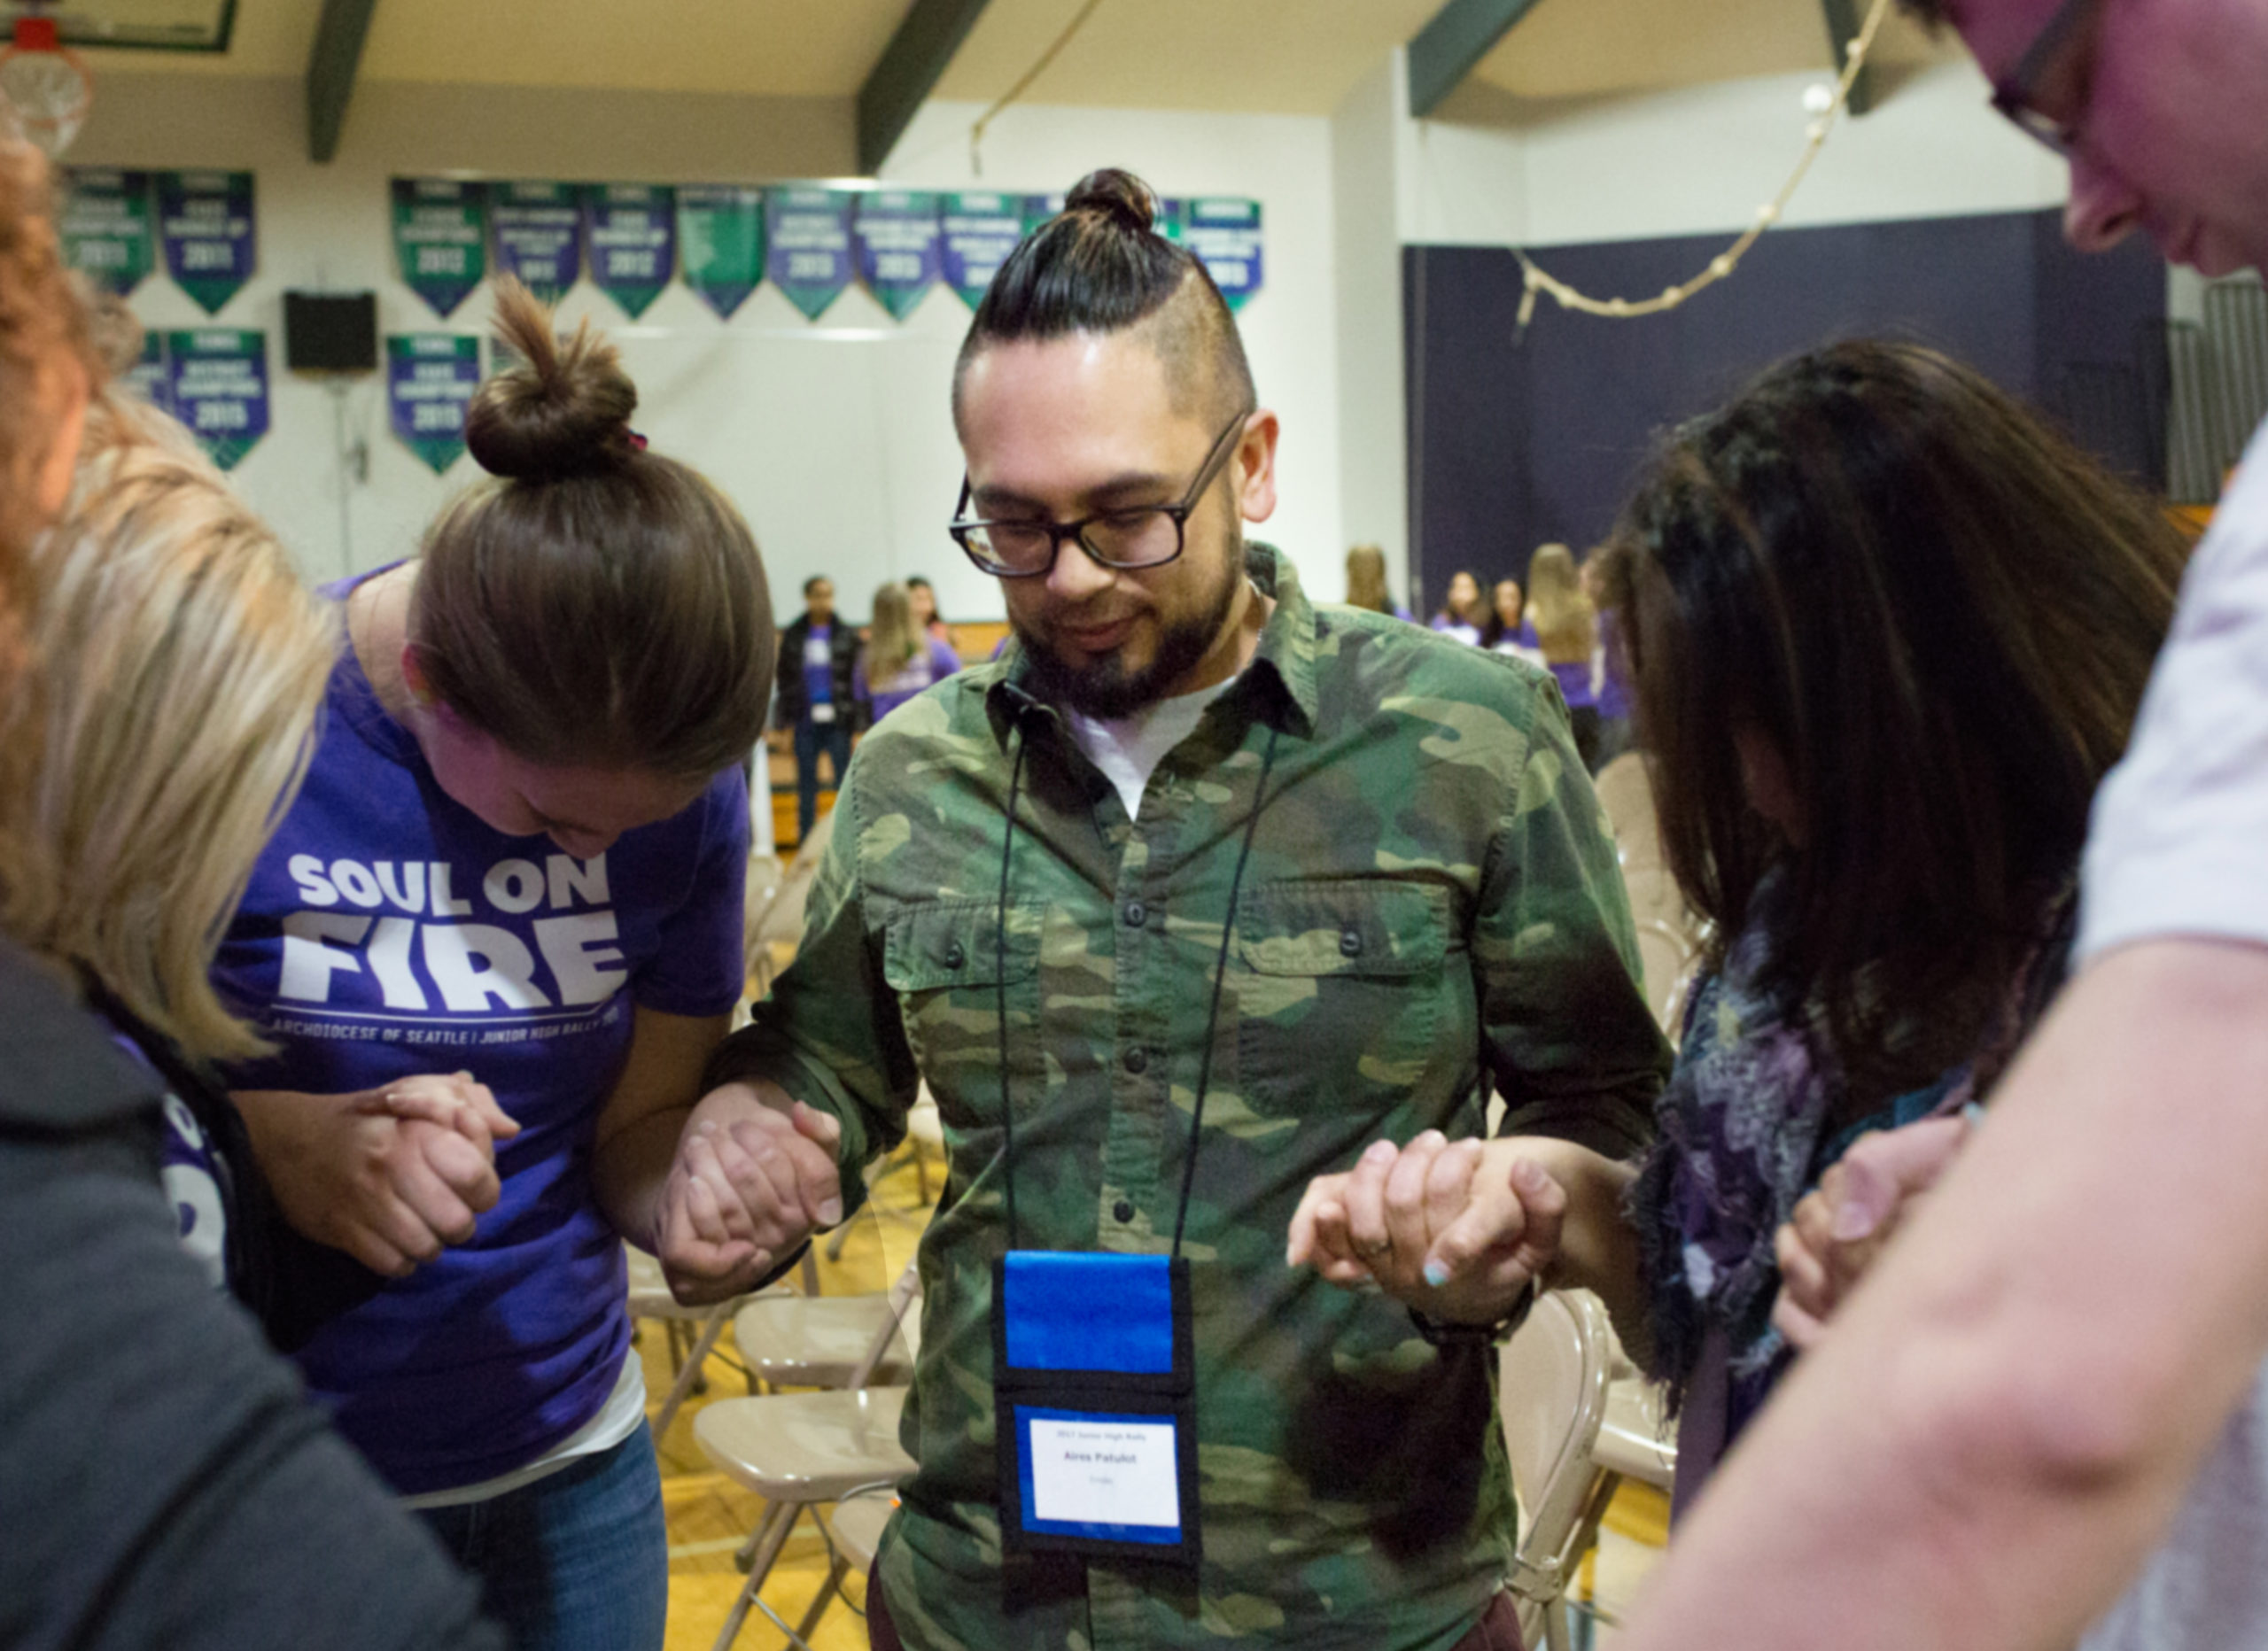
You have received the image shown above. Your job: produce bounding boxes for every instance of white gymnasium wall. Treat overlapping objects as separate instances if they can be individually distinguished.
[1329,58,1412,607]
[67,74,1340,631]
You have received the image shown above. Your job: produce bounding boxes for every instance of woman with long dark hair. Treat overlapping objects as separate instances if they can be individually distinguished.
[1292,339,2187,1509]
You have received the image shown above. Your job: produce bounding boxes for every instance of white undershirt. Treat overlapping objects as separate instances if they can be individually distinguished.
[1064,673,1241,821]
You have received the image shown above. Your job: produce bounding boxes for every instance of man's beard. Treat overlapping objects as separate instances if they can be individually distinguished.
[1014,546,1243,721]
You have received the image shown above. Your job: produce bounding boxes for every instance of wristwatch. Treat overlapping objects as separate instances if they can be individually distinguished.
[1408,1275,1542,1346]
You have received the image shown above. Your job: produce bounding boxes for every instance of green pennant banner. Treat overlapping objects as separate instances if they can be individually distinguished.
[677,184,765,319]
[854,190,942,320]
[941,191,1027,311]
[764,186,854,321]
[158,171,256,315]
[167,329,268,470]
[61,169,154,297]
[1179,198,1263,310]
[387,334,481,473]
[489,181,584,306]
[392,178,485,319]
[585,183,676,319]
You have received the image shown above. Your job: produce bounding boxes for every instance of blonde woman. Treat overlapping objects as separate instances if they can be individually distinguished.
[0,391,504,1647]
[1343,542,1410,619]
[856,577,960,725]
[1526,541,1602,766]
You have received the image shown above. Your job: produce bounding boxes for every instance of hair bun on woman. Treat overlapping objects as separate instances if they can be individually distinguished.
[1063,167,1157,236]
[464,276,640,482]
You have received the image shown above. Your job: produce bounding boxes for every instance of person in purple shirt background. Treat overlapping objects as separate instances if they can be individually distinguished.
[211,281,803,1651]
[1587,554,1636,768]
[1428,566,1486,643]
[1528,542,1602,768]
[854,578,961,725]
[773,573,860,845]
[1483,575,1542,663]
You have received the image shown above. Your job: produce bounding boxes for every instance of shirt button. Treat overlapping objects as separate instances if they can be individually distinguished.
[1123,901,1146,928]
[944,941,967,969]
[1340,928,1363,958]
[1113,1199,1137,1224]
[1123,1046,1148,1074]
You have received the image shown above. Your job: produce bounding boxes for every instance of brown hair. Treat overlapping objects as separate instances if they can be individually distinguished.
[1526,543,1596,663]
[953,168,1254,428]
[410,279,774,778]
[863,580,922,683]
[1602,339,2184,1097]
[1344,543,1394,614]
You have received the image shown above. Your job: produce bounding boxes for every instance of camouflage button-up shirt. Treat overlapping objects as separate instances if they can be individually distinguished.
[711,545,1668,1651]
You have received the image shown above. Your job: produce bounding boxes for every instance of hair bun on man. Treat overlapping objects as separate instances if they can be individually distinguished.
[1063,168,1158,236]
[464,277,640,482]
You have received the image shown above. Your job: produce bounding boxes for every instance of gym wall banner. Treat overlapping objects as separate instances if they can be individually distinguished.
[167,329,268,470]
[158,171,256,315]
[490,181,584,306]
[59,168,154,298]
[387,334,481,473]
[855,190,942,321]
[678,184,765,320]
[586,183,676,320]
[126,330,171,416]
[941,191,1027,313]
[764,186,854,321]
[1179,198,1263,310]
[392,178,486,320]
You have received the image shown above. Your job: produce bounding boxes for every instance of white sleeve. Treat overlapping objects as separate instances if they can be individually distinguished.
[2080,417,2268,962]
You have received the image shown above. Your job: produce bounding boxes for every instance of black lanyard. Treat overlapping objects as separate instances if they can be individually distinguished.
[994,716,1282,1256]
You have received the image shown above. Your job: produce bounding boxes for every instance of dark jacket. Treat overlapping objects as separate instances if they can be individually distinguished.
[775,612,864,731]
[0,940,502,1651]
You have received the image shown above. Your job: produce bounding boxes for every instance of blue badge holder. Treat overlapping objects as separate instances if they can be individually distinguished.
[992,1251,1201,1569]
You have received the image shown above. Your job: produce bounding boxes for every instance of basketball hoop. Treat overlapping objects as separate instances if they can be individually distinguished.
[0,13,95,159]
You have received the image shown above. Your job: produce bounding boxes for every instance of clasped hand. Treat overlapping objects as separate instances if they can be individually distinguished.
[652,1084,844,1306]
[1286,1130,1569,1325]
[235,1071,520,1278]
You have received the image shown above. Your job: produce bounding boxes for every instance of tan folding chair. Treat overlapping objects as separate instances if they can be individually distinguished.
[625,1245,781,1441]
[732,1278,917,1391]
[1498,1290,1678,1647]
[694,1258,921,1651]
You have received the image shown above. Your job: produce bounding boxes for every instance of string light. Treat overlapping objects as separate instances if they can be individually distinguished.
[970,0,1108,176]
[1512,0,1895,334]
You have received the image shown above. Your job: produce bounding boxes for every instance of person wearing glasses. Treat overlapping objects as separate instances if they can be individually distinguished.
[684,167,1669,1651]
[1607,4,2268,1651]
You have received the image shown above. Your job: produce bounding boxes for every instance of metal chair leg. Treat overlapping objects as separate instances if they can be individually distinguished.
[786,1554,849,1647]
[712,1502,801,1651]
[651,1300,733,1439]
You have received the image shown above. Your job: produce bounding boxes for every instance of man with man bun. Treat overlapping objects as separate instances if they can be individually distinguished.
[1613,4,2268,1648]
[690,168,1667,1648]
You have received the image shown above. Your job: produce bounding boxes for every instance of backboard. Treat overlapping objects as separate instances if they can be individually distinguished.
[3,0,233,53]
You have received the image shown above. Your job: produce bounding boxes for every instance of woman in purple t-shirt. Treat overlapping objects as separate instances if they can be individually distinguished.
[212,283,803,1651]
[855,579,961,725]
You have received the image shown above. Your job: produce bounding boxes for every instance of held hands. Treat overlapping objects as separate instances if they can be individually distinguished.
[236,1072,521,1278]
[1772,1112,1974,1351]
[1286,1130,1569,1327]
[653,1083,844,1306]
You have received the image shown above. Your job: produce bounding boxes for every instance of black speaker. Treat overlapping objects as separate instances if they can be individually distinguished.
[283,291,378,373]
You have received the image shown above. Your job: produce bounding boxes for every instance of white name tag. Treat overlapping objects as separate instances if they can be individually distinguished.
[1027,1416,1182,1530]
[809,702,835,724]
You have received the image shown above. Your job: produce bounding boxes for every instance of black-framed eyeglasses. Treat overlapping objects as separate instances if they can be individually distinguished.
[1990,0,2106,156]
[949,406,1255,579]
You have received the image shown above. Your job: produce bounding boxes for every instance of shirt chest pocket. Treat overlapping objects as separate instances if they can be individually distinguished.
[1234,880,1464,1116]
[882,900,1043,1109]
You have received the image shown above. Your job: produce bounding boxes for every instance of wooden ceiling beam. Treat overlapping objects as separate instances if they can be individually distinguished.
[1406,0,1550,119]
[305,0,378,163]
[858,0,994,177]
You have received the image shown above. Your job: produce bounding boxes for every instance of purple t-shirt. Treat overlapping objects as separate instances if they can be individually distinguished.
[1550,657,1597,711]
[212,610,749,1494]
[802,622,836,720]
[856,635,961,725]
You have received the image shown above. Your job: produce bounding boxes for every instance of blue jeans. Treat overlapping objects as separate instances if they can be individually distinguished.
[793,715,855,844]
[417,1428,667,1651]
